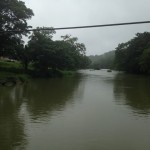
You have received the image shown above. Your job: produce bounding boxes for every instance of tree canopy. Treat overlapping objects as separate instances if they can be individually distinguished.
[25,28,90,76]
[0,0,90,77]
[0,0,34,57]
[115,32,150,74]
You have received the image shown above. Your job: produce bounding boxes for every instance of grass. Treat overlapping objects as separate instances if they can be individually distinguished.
[0,60,24,73]
[0,60,30,81]
[0,60,22,69]
[60,70,76,76]
[0,71,30,81]
[0,60,77,79]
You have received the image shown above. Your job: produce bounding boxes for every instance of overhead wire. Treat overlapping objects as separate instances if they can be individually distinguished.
[0,21,150,33]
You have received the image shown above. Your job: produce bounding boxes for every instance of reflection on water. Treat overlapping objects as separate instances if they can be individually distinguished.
[0,76,82,150]
[0,85,26,150]
[0,71,150,150]
[114,73,150,115]
[23,77,82,119]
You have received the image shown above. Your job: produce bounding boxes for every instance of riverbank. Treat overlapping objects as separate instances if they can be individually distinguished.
[0,60,77,85]
[0,71,30,86]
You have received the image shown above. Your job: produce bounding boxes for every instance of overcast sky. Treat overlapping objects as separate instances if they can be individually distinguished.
[24,0,150,55]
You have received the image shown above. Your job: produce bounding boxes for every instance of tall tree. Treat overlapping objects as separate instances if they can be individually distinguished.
[140,48,150,74]
[61,34,88,69]
[61,34,86,55]
[28,27,56,73]
[28,31,90,74]
[115,32,150,74]
[0,0,34,57]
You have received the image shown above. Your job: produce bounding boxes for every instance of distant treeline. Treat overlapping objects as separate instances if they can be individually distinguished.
[89,32,150,75]
[88,50,115,70]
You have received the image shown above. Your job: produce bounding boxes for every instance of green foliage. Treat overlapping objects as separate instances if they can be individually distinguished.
[115,32,150,74]
[0,59,25,74]
[115,43,129,71]
[26,30,90,76]
[0,0,34,57]
[15,44,33,72]
[28,27,56,72]
[140,48,150,74]
[0,59,21,69]
[0,1,90,77]
[61,34,86,55]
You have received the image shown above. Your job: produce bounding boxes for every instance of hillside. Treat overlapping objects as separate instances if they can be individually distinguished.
[88,50,115,69]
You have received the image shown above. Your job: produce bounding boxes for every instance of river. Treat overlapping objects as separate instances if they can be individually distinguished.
[0,70,150,150]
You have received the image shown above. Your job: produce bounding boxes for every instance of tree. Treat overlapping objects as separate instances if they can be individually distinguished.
[61,34,88,69]
[27,31,90,76]
[50,40,76,70]
[0,0,34,57]
[15,45,32,72]
[80,55,91,69]
[54,39,91,70]
[115,43,129,71]
[61,34,86,55]
[115,32,150,74]
[27,27,56,73]
[140,48,150,74]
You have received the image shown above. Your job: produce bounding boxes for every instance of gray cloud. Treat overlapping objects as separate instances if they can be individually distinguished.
[25,0,150,55]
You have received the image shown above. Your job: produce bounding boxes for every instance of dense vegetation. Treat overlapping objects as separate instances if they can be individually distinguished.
[1,0,150,77]
[0,0,90,78]
[89,32,150,75]
[88,50,115,70]
[115,32,150,74]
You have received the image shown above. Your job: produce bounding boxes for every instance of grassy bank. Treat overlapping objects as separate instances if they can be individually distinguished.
[0,60,24,73]
[0,60,30,82]
[0,60,77,80]
[0,71,30,83]
[60,70,76,76]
